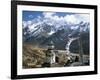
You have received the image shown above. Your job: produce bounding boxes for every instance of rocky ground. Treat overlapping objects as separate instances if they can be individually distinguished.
[23,44,89,69]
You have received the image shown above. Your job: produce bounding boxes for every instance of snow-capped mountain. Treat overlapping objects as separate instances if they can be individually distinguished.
[23,17,89,43]
[23,16,89,53]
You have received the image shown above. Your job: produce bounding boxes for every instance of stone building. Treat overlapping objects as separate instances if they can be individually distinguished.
[44,41,56,67]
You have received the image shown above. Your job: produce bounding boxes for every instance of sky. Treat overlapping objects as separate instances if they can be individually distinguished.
[23,11,78,21]
[22,11,90,29]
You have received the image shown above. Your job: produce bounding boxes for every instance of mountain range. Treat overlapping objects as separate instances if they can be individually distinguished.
[23,18,90,54]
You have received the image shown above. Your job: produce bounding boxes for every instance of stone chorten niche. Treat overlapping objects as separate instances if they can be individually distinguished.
[45,41,56,67]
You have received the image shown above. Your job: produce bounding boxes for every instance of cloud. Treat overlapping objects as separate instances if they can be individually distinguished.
[22,20,32,28]
[43,12,55,18]
[42,12,90,25]
[43,12,64,21]
[23,21,27,28]
[27,20,32,25]
[28,15,34,18]
[76,14,90,23]
[64,15,79,24]
[64,14,90,24]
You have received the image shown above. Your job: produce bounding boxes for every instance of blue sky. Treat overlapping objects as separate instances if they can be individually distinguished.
[23,11,43,21]
[22,11,75,21]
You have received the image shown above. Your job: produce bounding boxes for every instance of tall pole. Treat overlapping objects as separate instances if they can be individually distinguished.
[78,37,84,65]
[79,23,84,65]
